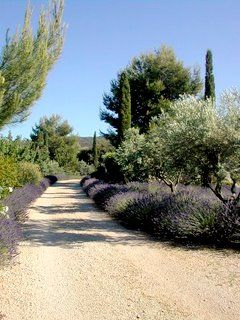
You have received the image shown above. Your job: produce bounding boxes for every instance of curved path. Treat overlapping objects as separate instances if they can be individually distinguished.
[0,180,239,320]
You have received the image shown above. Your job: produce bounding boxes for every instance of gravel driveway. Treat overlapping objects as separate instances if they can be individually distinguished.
[0,179,239,320]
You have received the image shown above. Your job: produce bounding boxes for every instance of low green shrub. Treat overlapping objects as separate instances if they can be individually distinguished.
[39,160,65,176]
[78,160,94,175]
[17,162,42,186]
[0,155,19,187]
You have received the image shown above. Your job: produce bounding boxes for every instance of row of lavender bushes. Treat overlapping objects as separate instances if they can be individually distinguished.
[80,176,240,247]
[0,175,58,263]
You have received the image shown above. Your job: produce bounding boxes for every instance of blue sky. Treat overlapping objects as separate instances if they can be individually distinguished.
[0,0,239,138]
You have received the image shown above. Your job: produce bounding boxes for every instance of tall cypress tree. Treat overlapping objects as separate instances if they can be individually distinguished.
[204,49,215,100]
[118,72,131,144]
[92,131,98,168]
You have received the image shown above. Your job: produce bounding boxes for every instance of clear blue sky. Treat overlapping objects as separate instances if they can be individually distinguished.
[0,0,239,138]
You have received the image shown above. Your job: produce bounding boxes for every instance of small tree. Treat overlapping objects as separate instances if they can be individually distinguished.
[92,131,98,168]
[115,128,148,182]
[31,114,80,171]
[118,72,131,144]
[0,0,65,129]
[151,90,240,205]
[204,49,215,101]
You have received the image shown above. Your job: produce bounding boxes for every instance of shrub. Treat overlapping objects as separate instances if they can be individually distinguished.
[44,175,58,185]
[213,205,240,243]
[80,176,91,186]
[78,160,94,176]
[127,181,169,195]
[0,216,21,262]
[96,152,124,183]
[1,175,57,263]
[4,176,57,222]
[160,190,222,241]
[18,162,42,186]
[0,155,19,187]
[81,176,240,247]
[107,191,170,233]
[82,178,102,196]
[106,191,138,217]
[90,183,129,210]
[39,160,65,176]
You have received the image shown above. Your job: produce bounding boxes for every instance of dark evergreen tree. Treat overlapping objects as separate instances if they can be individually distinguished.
[204,49,215,100]
[101,46,202,143]
[118,72,131,144]
[92,131,98,168]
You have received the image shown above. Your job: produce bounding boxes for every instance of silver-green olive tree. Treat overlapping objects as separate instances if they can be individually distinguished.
[115,128,148,182]
[0,0,65,129]
[115,89,240,205]
[148,89,240,203]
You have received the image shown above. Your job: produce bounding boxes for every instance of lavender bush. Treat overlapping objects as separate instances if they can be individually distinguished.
[81,178,102,196]
[90,184,129,210]
[0,215,21,263]
[0,176,58,263]
[81,176,240,247]
[4,176,57,222]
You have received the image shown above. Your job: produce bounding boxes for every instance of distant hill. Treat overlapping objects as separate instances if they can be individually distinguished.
[78,137,110,149]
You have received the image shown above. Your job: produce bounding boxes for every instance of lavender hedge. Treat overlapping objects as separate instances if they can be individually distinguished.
[81,176,240,247]
[0,176,57,263]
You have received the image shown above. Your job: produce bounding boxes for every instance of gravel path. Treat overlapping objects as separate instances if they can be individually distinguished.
[0,180,239,320]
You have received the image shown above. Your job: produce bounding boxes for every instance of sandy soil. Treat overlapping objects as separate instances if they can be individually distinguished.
[0,179,239,320]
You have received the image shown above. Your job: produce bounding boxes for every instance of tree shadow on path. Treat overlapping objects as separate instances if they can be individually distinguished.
[22,182,148,248]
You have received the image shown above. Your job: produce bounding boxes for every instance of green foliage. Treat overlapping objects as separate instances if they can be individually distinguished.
[31,114,80,173]
[118,72,131,144]
[204,49,215,100]
[17,162,42,186]
[0,0,65,128]
[147,89,240,200]
[78,160,94,176]
[101,45,202,143]
[115,128,148,182]
[92,131,98,168]
[78,148,92,164]
[0,134,36,163]
[94,152,124,183]
[113,89,240,201]
[0,155,19,187]
[36,160,64,176]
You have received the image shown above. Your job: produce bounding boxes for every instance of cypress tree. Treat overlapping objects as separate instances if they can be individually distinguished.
[118,72,131,144]
[92,131,98,168]
[204,49,215,100]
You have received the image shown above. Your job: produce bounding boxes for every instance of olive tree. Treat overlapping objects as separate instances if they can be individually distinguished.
[115,128,148,182]
[150,89,240,203]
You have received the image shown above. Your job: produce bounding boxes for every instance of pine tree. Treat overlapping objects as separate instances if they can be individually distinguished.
[0,0,65,129]
[204,49,215,100]
[118,72,131,144]
[92,131,98,168]
[101,46,202,143]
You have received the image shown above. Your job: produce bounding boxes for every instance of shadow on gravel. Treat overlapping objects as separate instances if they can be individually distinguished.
[23,183,147,248]
[23,182,239,253]
[22,216,146,248]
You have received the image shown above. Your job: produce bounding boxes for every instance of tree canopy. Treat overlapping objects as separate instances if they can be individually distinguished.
[0,0,65,129]
[31,114,80,172]
[101,46,202,143]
